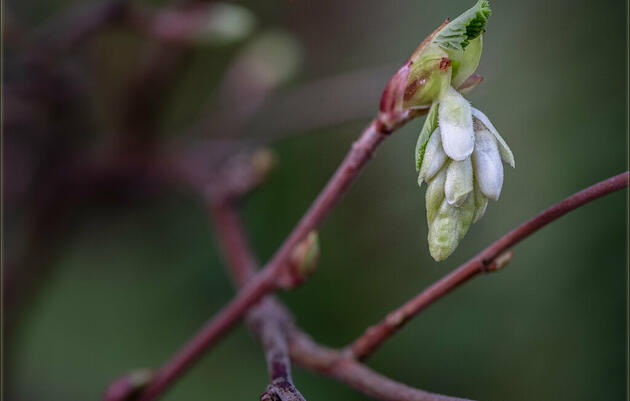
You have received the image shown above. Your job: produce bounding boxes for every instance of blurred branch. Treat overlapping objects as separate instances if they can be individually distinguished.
[188,29,302,141]
[133,106,422,401]
[117,42,189,150]
[128,3,255,45]
[348,171,629,360]
[3,132,252,318]
[5,0,130,55]
[47,0,130,51]
[250,64,396,142]
[116,1,257,149]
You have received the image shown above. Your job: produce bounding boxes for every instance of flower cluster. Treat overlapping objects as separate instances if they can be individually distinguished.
[380,0,515,261]
[417,93,514,261]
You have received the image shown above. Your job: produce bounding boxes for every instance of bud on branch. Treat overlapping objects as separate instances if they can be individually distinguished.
[277,231,320,289]
[381,1,515,261]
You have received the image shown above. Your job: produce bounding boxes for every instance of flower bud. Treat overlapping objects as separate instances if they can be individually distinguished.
[472,129,503,200]
[428,192,475,261]
[406,1,515,262]
[291,231,320,279]
[472,107,515,167]
[428,201,459,261]
[425,167,447,224]
[151,3,255,45]
[485,250,514,272]
[249,149,276,182]
[445,158,473,206]
[380,1,490,115]
[402,45,452,110]
[103,369,153,401]
[438,87,474,161]
[419,127,447,183]
[277,231,320,289]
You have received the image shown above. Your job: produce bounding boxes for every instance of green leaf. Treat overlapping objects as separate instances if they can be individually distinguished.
[433,0,491,51]
[415,102,440,172]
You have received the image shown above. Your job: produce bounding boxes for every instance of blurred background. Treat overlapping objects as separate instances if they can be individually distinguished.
[3,0,627,400]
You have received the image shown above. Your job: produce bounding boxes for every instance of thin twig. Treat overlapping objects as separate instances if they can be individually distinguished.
[289,330,472,401]
[210,194,472,401]
[135,110,418,401]
[348,171,629,360]
[210,200,306,401]
[250,299,307,401]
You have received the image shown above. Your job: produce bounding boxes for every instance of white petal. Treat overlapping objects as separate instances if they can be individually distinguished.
[445,158,473,206]
[420,128,448,181]
[439,87,474,161]
[472,130,504,201]
[471,107,515,168]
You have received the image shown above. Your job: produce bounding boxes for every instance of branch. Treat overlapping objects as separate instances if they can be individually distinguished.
[16,0,129,53]
[117,45,188,150]
[348,171,629,360]
[250,299,306,401]
[209,192,472,401]
[210,200,305,401]
[241,63,398,142]
[50,0,129,51]
[289,330,472,401]
[134,110,419,401]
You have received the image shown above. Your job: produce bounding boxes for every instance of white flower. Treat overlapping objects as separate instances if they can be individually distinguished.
[417,99,514,261]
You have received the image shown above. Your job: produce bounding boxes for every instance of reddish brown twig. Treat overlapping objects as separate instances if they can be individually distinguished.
[103,369,154,401]
[210,198,305,401]
[210,193,471,401]
[250,299,306,401]
[348,171,629,360]
[289,330,472,401]
[135,110,418,401]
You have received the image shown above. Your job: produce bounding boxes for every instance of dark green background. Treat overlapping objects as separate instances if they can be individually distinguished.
[6,0,628,400]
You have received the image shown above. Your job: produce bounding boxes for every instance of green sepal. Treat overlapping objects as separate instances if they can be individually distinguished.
[415,102,440,172]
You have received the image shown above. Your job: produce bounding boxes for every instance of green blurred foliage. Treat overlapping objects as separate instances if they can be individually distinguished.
[5,0,627,400]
